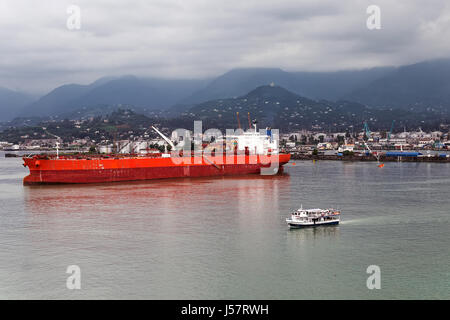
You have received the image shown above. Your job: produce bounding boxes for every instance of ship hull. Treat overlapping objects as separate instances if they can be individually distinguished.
[287,220,339,228]
[23,154,290,185]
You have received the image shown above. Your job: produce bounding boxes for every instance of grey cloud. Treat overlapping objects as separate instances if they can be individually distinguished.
[0,0,449,94]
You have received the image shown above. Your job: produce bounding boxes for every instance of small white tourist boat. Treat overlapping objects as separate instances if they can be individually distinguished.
[286,206,340,228]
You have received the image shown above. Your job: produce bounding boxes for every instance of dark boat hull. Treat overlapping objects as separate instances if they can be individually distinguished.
[288,221,339,228]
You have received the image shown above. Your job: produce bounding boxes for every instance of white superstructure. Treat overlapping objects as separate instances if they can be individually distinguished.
[227,123,279,155]
[286,207,340,228]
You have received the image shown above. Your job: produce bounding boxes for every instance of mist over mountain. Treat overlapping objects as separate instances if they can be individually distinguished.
[184,67,395,105]
[14,66,396,121]
[173,59,450,115]
[22,76,208,118]
[183,68,298,104]
[70,76,208,111]
[292,67,395,101]
[0,87,35,121]
[24,84,94,117]
[2,58,450,124]
[347,59,450,110]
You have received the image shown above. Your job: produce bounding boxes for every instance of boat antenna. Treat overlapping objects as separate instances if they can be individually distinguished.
[151,126,176,150]
[42,127,61,159]
[236,112,241,130]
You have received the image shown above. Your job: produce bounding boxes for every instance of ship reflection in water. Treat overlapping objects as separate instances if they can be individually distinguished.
[287,224,340,238]
[23,174,291,217]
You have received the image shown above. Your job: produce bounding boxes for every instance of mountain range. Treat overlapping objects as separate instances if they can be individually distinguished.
[1,58,450,123]
[22,76,208,119]
[3,84,447,144]
[181,66,394,104]
[182,85,446,132]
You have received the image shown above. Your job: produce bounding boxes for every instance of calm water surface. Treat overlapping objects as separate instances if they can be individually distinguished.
[0,153,449,299]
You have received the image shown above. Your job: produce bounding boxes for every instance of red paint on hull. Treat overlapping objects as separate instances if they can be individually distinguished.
[23,154,290,185]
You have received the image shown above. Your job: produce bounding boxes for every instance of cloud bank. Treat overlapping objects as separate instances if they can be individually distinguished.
[1,0,450,93]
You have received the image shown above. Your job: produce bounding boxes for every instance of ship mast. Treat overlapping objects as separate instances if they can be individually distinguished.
[42,127,61,159]
[252,119,258,133]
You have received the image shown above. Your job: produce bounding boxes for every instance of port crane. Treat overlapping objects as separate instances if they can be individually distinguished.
[363,121,371,140]
[387,120,395,141]
[362,121,381,164]
[236,112,242,130]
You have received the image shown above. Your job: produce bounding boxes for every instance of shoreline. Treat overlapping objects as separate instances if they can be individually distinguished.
[290,153,450,162]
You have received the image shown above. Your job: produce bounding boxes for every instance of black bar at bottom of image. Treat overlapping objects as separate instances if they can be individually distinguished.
[0,300,446,318]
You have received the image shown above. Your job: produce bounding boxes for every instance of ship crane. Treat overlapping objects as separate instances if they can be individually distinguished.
[151,126,176,153]
[363,140,380,163]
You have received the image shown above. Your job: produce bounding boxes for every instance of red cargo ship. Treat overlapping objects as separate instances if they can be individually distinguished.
[22,125,290,185]
[22,153,290,185]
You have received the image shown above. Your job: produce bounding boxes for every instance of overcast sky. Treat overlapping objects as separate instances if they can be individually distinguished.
[1,0,450,94]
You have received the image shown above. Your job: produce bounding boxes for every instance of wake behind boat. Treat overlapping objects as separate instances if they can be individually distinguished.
[286,207,340,228]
